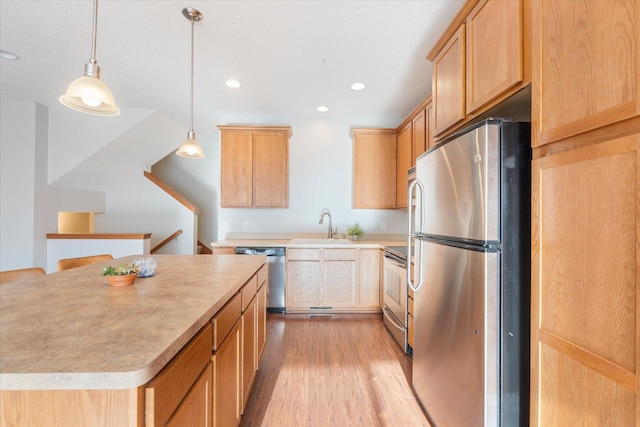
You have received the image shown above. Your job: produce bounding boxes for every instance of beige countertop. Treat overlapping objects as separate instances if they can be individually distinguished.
[212,236,406,249]
[0,254,265,391]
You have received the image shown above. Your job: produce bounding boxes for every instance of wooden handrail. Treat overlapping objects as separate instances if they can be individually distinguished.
[151,230,183,254]
[144,171,199,214]
[197,240,213,254]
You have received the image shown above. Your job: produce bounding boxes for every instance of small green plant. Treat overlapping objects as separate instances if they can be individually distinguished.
[101,263,139,276]
[347,224,364,237]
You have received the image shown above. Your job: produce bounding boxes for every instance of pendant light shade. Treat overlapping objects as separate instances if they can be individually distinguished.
[176,7,205,159]
[176,131,205,158]
[60,0,119,116]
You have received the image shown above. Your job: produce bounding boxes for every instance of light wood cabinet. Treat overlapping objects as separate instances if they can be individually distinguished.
[432,24,466,135]
[286,248,325,310]
[396,123,412,208]
[257,275,267,360]
[211,293,241,427]
[286,247,380,313]
[530,1,640,425]
[145,324,213,427]
[212,319,241,427]
[411,108,427,162]
[323,249,357,307]
[425,102,435,150]
[357,248,381,309]
[531,0,639,147]
[352,128,397,209]
[531,135,639,427]
[465,0,523,114]
[241,295,257,411]
[166,363,212,427]
[428,0,528,138]
[219,125,291,208]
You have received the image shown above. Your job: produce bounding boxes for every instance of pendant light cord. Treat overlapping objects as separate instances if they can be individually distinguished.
[189,16,195,133]
[90,0,98,66]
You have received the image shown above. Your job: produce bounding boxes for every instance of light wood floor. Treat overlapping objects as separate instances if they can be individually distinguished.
[240,313,432,427]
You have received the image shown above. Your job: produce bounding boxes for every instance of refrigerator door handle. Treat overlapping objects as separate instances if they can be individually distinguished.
[407,179,425,292]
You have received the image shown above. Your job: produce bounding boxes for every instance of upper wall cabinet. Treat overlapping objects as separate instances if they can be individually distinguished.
[431,24,466,135]
[429,0,529,138]
[396,122,412,209]
[531,0,639,147]
[352,128,397,209]
[219,125,291,208]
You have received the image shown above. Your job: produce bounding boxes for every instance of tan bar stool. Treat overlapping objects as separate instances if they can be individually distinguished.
[57,254,113,272]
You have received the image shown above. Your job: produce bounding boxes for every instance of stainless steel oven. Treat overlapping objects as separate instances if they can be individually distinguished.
[383,246,408,353]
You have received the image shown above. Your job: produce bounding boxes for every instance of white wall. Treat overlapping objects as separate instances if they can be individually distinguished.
[153,115,408,244]
[94,170,196,255]
[1,100,36,270]
[48,106,154,184]
[0,100,105,271]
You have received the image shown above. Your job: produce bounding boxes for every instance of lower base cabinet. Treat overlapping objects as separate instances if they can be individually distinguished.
[166,363,212,427]
[213,320,241,427]
[241,296,257,411]
[145,324,213,427]
[257,280,267,359]
[212,264,267,427]
[286,247,381,312]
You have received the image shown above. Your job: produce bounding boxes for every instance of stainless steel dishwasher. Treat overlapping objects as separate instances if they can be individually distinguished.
[235,247,286,313]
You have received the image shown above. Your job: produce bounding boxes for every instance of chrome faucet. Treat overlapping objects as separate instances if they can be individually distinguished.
[319,209,333,239]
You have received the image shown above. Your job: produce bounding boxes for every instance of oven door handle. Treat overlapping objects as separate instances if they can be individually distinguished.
[384,256,406,268]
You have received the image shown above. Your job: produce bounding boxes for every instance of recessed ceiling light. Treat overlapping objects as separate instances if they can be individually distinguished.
[0,50,19,60]
[317,106,328,112]
[351,82,366,91]
[225,80,241,88]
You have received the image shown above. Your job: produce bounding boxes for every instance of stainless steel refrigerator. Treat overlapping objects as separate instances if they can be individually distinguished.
[408,119,530,427]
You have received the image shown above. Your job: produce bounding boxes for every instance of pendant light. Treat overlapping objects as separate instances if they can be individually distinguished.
[176,7,205,159]
[59,0,119,116]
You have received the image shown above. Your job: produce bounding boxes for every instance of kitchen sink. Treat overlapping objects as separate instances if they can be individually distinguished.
[289,238,352,244]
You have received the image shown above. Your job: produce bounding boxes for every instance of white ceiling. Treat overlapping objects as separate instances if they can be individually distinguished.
[0,0,464,131]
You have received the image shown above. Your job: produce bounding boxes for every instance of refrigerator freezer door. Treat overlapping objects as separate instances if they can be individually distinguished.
[416,123,500,242]
[412,240,499,427]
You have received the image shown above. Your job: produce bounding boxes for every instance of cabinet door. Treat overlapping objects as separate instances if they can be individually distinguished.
[396,122,412,209]
[241,297,257,411]
[352,130,397,208]
[432,24,466,136]
[253,131,288,207]
[213,320,241,427]
[358,248,380,308]
[220,131,253,207]
[145,325,212,427]
[412,109,427,163]
[532,0,639,147]
[323,260,357,307]
[530,135,639,426]
[426,102,435,149]
[166,363,212,427]
[257,281,267,359]
[466,0,523,114]
[286,261,321,309]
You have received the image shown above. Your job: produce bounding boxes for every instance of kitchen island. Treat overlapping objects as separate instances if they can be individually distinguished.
[0,254,266,426]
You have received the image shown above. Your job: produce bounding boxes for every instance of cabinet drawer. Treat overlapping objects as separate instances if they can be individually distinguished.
[145,323,212,427]
[324,248,356,260]
[212,292,241,351]
[241,274,258,312]
[257,264,267,288]
[287,248,320,260]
